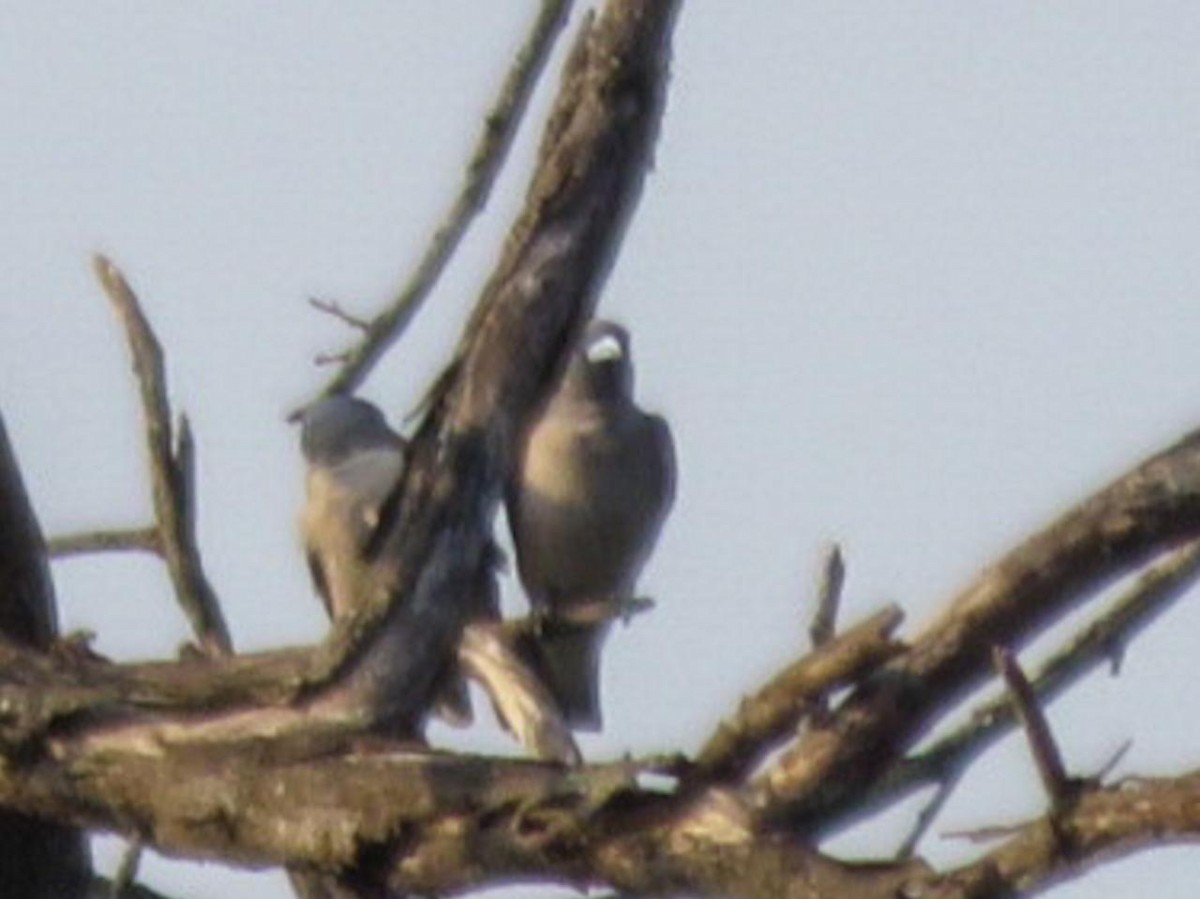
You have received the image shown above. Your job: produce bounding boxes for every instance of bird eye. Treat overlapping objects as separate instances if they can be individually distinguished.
[585,334,623,364]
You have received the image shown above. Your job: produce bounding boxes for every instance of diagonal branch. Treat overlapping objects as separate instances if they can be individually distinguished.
[0,416,92,897]
[316,0,573,400]
[692,606,904,783]
[93,255,232,656]
[755,429,1200,832]
[921,770,1200,899]
[993,647,1073,809]
[855,538,1200,832]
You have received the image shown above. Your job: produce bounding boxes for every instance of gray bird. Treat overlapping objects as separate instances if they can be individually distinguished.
[508,319,676,730]
[299,395,408,623]
[299,395,476,725]
[298,395,579,763]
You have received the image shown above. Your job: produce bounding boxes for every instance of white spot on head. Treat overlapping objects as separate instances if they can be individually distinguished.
[586,333,624,364]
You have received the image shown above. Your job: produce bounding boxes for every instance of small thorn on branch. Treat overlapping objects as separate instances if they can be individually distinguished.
[1094,738,1133,784]
[994,646,1074,809]
[809,541,844,648]
[308,297,372,332]
[315,352,352,367]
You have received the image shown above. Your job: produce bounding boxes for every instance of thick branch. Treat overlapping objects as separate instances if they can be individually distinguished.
[923,771,1200,898]
[0,415,92,897]
[847,539,1200,831]
[756,429,1200,830]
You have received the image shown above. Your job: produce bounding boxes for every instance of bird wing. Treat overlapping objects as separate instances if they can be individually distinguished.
[301,447,404,620]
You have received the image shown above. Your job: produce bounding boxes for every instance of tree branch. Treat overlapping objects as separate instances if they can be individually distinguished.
[850,538,1200,834]
[692,606,904,783]
[922,770,1200,898]
[46,528,161,558]
[316,0,573,399]
[993,647,1073,809]
[755,429,1200,831]
[0,415,92,898]
[809,542,844,649]
[93,255,232,656]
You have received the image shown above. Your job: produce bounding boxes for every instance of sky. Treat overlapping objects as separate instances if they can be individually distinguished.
[3,3,1200,897]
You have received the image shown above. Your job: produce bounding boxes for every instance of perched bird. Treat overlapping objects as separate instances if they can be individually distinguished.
[508,319,676,730]
[298,395,578,763]
[298,395,408,623]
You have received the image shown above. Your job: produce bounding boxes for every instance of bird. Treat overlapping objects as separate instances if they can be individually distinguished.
[507,319,676,730]
[298,396,407,621]
[298,395,579,763]
[298,395,475,725]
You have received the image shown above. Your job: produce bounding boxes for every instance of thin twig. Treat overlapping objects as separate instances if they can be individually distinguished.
[93,255,232,656]
[110,839,143,898]
[308,297,371,332]
[809,541,844,648]
[941,822,1027,844]
[315,0,573,401]
[896,774,961,859]
[47,527,160,558]
[994,647,1073,808]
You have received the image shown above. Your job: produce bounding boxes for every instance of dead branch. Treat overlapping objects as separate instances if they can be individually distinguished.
[809,542,844,649]
[46,527,160,558]
[854,539,1200,831]
[755,428,1200,832]
[922,770,1200,898]
[692,606,905,783]
[993,647,1073,808]
[93,255,232,656]
[0,416,92,898]
[317,0,573,400]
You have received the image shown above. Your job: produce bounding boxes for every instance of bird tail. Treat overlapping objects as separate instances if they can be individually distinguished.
[529,622,608,731]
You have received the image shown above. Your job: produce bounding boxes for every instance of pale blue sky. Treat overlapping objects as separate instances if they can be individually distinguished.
[3,4,1200,897]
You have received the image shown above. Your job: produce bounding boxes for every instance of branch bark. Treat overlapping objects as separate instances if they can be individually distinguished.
[316,0,574,400]
[755,429,1200,832]
[0,415,92,898]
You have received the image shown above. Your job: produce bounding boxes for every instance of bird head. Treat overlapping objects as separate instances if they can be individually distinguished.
[298,395,403,466]
[563,319,634,403]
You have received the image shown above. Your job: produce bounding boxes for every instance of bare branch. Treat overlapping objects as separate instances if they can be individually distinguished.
[47,528,160,558]
[92,255,232,656]
[856,539,1200,829]
[0,415,92,897]
[896,776,960,860]
[922,770,1200,898]
[993,647,1073,809]
[316,0,573,400]
[754,429,1200,831]
[109,840,142,898]
[809,542,844,648]
[692,606,904,783]
[458,621,580,766]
